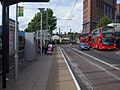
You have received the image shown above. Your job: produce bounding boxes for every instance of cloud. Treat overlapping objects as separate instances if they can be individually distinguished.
[118,0,120,3]
[0,0,83,33]
[55,0,83,33]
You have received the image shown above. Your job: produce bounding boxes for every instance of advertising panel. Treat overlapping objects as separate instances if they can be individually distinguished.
[9,30,14,55]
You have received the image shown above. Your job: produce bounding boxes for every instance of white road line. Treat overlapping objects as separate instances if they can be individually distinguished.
[59,47,81,90]
[72,48,120,71]
[70,49,120,81]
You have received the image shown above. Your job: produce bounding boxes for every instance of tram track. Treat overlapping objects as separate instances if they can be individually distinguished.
[60,45,120,90]
[61,47,96,90]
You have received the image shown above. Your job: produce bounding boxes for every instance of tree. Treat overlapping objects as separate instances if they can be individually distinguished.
[68,32,79,41]
[96,16,112,28]
[25,8,57,35]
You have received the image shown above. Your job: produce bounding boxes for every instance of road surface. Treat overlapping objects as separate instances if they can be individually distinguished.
[60,45,120,90]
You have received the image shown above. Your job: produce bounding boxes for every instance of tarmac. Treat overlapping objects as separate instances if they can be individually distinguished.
[116,51,120,55]
[114,48,120,55]
[0,47,77,90]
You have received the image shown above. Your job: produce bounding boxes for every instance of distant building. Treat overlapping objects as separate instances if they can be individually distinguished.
[59,34,70,43]
[52,35,61,42]
[115,4,120,23]
[108,23,120,32]
[83,0,117,33]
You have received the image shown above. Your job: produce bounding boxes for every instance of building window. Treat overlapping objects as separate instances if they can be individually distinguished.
[84,0,88,8]
[103,4,107,15]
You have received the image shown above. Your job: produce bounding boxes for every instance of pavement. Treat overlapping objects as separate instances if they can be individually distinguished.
[0,47,77,90]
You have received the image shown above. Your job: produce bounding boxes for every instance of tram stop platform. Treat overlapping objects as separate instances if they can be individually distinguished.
[0,47,77,90]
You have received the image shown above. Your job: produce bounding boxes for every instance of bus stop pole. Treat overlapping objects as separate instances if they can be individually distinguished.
[1,2,8,88]
[6,5,9,74]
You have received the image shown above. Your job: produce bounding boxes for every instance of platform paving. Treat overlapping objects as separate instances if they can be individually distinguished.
[0,47,77,90]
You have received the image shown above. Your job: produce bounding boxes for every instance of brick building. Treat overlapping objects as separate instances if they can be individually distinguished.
[116,4,120,22]
[83,0,117,33]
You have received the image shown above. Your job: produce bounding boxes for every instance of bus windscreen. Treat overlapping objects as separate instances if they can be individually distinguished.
[103,27,115,33]
[102,38,115,45]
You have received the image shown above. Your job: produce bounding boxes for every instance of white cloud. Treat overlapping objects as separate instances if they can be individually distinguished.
[55,0,83,33]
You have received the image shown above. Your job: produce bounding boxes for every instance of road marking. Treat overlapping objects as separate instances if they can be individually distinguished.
[59,47,81,90]
[63,48,95,90]
[115,51,120,55]
[72,48,120,71]
[111,64,119,67]
[70,48,120,81]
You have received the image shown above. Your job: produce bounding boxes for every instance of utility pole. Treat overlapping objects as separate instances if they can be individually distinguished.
[36,31,39,53]
[70,28,72,46]
[46,8,48,31]
[46,8,48,47]
[59,28,60,35]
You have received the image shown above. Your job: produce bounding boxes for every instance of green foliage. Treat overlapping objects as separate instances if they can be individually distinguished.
[68,32,79,41]
[96,16,112,28]
[25,8,57,34]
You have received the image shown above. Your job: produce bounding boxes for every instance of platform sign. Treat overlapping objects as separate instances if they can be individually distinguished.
[18,6,24,17]
[0,0,50,2]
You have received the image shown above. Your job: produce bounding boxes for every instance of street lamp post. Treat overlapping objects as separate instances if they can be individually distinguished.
[40,12,42,56]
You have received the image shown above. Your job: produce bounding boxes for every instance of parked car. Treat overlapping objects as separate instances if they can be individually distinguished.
[79,43,90,50]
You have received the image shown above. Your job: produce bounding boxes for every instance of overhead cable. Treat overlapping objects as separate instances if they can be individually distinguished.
[65,0,79,27]
[54,0,62,11]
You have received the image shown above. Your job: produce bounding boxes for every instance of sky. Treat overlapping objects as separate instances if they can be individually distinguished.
[0,0,120,33]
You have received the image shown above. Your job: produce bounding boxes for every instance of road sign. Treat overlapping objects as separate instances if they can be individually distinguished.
[18,6,24,17]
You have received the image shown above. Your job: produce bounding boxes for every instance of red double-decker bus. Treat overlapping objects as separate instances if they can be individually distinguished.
[79,32,91,46]
[79,33,88,43]
[91,26,116,50]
